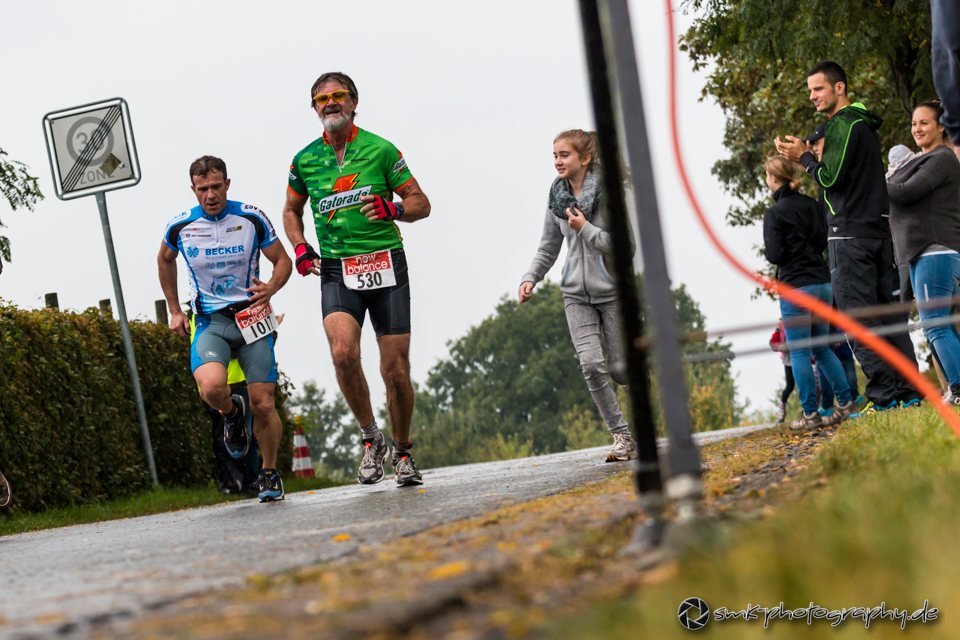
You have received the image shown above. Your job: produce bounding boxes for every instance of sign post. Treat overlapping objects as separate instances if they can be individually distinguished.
[43,98,158,487]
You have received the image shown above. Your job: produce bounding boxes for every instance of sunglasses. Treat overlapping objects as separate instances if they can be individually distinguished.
[313,90,351,105]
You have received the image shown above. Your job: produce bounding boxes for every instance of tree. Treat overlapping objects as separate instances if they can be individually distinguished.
[0,147,43,262]
[289,381,358,479]
[412,280,740,469]
[681,0,933,227]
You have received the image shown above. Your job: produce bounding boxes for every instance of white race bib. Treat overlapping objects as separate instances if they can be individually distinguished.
[234,302,278,344]
[341,250,396,291]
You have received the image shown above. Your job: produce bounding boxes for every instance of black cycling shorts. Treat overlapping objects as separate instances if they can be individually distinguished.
[320,248,411,336]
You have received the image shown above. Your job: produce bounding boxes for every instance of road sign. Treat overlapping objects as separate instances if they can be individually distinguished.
[39,97,156,486]
[42,97,141,200]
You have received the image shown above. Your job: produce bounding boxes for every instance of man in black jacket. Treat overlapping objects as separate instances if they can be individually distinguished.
[776,60,920,414]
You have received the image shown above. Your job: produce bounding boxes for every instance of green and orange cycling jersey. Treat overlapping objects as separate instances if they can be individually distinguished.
[288,125,415,259]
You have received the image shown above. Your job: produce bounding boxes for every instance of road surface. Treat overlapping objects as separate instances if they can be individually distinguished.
[0,424,774,639]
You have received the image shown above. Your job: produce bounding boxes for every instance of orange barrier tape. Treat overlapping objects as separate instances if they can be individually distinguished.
[663,0,960,437]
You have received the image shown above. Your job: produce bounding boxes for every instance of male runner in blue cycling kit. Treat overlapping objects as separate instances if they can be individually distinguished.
[158,156,292,502]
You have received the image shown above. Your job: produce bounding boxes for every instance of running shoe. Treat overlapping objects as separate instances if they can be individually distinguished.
[393,449,424,487]
[222,394,250,459]
[900,397,922,409]
[357,431,387,485]
[944,387,960,407]
[824,400,855,426]
[605,431,638,462]
[257,468,284,502]
[789,411,824,431]
[849,399,898,419]
[818,407,834,420]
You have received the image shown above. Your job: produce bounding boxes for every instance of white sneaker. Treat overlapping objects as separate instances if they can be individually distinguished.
[943,388,960,407]
[606,431,638,462]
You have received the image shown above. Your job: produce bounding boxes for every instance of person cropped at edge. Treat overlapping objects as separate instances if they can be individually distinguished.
[931,0,960,162]
[887,100,960,405]
[189,313,260,495]
[762,155,854,430]
[769,321,794,425]
[776,60,920,416]
[283,71,430,488]
[519,129,638,463]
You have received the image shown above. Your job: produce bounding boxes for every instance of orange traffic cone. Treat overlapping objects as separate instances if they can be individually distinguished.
[292,416,316,478]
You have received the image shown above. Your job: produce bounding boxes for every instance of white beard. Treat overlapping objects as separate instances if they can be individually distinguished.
[323,111,350,134]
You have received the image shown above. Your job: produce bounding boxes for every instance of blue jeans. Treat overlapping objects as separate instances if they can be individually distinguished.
[779,283,853,414]
[818,340,860,408]
[910,253,960,386]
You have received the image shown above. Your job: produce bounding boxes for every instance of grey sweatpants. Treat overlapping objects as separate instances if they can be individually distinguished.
[563,298,630,434]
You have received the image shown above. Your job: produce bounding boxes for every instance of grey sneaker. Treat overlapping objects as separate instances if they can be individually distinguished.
[789,411,824,431]
[222,394,250,459]
[357,431,387,485]
[392,450,423,486]
[606,431,638,462]
[826,400,855,426]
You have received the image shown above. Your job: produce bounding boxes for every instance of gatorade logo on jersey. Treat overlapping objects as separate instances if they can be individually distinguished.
[318,173,370,223]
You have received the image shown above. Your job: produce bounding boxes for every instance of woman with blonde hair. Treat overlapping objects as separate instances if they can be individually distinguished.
[762,156,854,429]
[519,129,636,462]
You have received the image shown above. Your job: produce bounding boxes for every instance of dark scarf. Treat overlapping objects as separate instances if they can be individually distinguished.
[548,169,601,221]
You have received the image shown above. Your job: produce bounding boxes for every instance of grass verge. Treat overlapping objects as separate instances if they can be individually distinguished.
[554,405,960,639]
[0,475,343,537]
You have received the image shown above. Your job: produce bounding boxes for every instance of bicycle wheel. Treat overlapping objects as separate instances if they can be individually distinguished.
[0,471,11,509]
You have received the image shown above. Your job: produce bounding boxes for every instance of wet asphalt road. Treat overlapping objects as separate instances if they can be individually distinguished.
[0,425,773,639]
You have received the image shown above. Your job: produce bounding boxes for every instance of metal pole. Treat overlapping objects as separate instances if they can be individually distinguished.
[578,0,666,551]
[95,191,158,486]
[598,0,703,510]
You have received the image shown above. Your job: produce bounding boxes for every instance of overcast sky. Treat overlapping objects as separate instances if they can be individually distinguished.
[1,0,788,422]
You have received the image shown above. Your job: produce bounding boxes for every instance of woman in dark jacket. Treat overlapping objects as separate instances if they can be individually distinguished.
[763,156,854,429]
[888,101,960,404]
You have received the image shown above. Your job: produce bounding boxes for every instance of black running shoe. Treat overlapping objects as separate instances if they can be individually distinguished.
[257,468,284,502]
[223,394,250,459]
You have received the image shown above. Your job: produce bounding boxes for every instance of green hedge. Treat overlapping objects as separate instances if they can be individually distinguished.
[0,304,293,513]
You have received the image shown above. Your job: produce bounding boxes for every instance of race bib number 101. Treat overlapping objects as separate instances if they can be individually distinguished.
[342,250,396,291]
[235,302,278,344]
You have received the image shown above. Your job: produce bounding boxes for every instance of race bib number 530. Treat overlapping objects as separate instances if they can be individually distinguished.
[342,250,396,290]
[235,302,278,344]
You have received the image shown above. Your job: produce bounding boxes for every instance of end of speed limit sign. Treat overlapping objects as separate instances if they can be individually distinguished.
[42,97,141,200]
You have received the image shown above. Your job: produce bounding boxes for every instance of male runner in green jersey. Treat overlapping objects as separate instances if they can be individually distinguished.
[283,71,431,487]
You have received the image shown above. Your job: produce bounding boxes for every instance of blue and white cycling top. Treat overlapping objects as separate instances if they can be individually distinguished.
[163,200,278,315]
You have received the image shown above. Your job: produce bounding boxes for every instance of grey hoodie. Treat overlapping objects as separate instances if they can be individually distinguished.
[521,200,626,304]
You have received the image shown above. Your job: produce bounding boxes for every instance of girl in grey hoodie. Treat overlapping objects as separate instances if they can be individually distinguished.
[518,130,636,463]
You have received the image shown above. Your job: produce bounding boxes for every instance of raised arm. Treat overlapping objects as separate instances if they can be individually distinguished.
[393,177,430,222]
[247,240,293,306]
